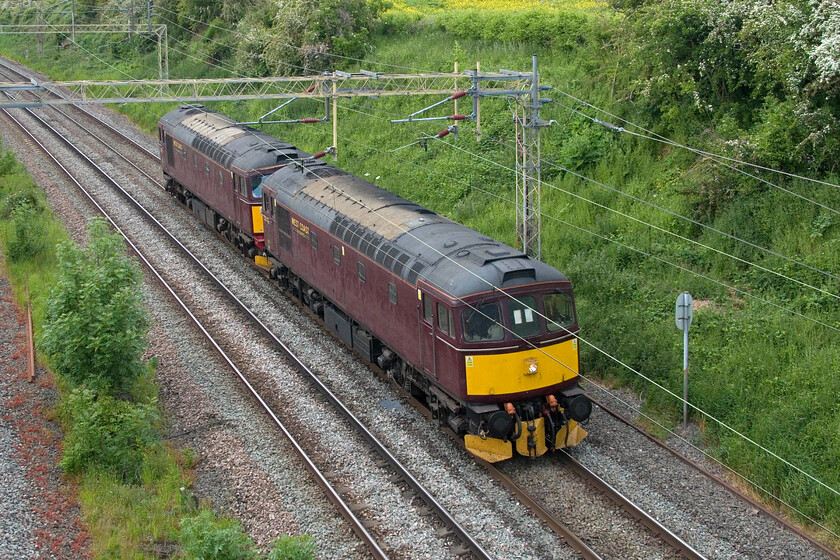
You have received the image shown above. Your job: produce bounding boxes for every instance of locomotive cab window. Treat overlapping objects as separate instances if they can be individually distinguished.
[252,175,265,199]
[463,302,503,342]
[261,193,270,213]
[437,304,454,337]
[333,246,341,265]
[545,292,575,332]
[423,295,434,324]
[508,296,540,339]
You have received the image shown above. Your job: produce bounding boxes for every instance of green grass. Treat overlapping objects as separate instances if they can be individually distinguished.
[79,447,196,559]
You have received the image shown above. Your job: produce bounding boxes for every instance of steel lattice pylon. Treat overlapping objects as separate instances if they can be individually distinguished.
[514,55,552,259]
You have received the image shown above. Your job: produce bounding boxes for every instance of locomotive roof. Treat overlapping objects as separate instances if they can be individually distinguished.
[263,160,570,300]
[159,105,308,172]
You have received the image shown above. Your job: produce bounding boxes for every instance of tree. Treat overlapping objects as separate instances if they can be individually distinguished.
[41,218,148,393]
[263,0,389,74]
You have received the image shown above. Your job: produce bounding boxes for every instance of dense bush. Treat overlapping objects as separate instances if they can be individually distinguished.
[610,0,840,174]
[179,510,256,560]
[59,387,159,482]
[261,0,389,73]
[41,217,148,393]
[6,204,48,263]
[439,9,595,48]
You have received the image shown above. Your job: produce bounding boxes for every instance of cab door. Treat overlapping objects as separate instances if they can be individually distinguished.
[419,292,437,379]
[234,174,251,232]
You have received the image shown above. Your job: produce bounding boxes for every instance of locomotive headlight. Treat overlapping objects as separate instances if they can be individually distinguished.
[525,358,538,375]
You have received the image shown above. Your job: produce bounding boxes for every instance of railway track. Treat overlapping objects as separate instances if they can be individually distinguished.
[2,55,838,559]
[590,397,840,560]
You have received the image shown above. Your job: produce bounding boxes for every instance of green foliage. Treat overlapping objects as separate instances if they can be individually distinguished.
[262,0,390,74]
[0,148,16,174]
[6,203,48,263]
[59,387,160,482]
[0,149,58,290]
[267,535,317,560]
[436,9,594,48]
[41,217,148,393]
[179,510,256,560]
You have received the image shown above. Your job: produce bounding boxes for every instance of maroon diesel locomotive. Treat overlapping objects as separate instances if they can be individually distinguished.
[159,105,591,462]
[159,105,309,261]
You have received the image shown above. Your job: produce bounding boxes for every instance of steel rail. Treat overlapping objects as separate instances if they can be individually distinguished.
[1,76,494,560]
[591,397,840,560]
[472,453,603,560]
[560,450,707,560]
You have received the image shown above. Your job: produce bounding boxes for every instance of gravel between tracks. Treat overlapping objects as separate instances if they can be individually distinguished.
[0,62,577,559]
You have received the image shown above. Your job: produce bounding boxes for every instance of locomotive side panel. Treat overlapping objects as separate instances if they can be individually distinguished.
[161,127,240,234]
[264,194,424,370]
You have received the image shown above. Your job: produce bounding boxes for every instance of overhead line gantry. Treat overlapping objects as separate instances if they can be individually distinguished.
[0,58,550,257]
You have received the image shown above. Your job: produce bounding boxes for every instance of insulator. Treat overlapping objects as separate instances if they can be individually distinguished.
[306,84,317,93]
[436,129,450,138]
[449,114,467,121]
[299,118,320,124]
[312,150,327,159]
[450,90,468,100]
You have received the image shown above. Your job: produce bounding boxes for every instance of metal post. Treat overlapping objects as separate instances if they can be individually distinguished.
[683,327,689,428]
[453,61,458,116]
[475,61,481,141]
[515,54,544,259]
[71,0,75,42]
[147,0,152,33]
[25,282,35,383]
[130,0,136,34]
[36,9,43,55]
[157,26,163,80]
[675,292,693,429]
[332,75,338,160]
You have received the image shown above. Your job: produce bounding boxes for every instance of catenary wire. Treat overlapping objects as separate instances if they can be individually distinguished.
[184,94,840,507]
[278,133,840,507]
[330,98,840,293]
[327,115,840,335]
[554,89,840,191]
